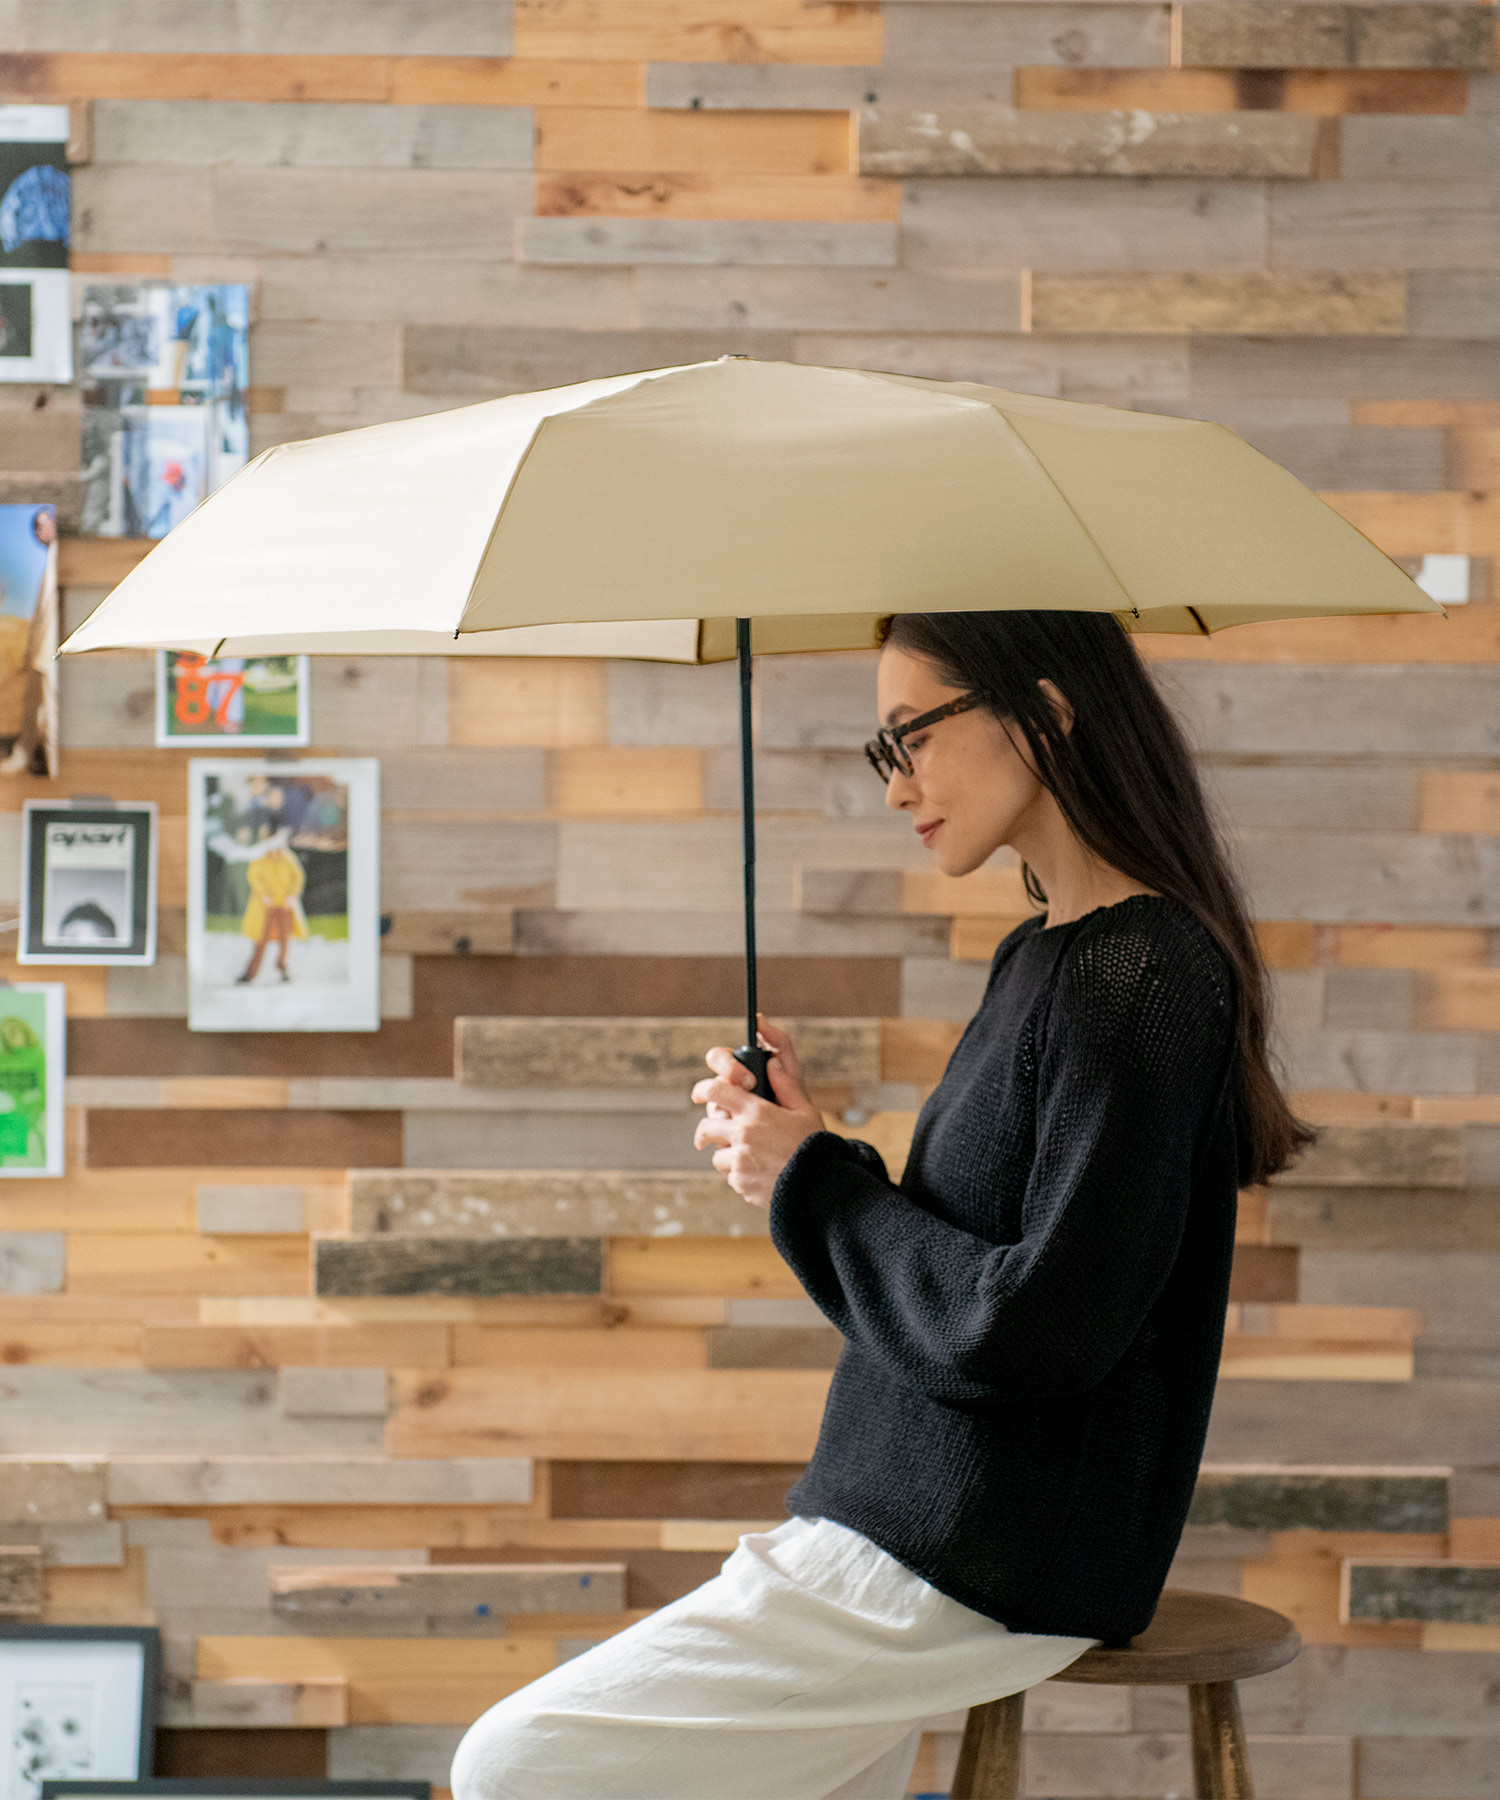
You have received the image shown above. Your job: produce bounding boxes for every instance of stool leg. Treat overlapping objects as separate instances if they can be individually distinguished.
[951,1689,1025,1800]
[1187,1679,1254,1800]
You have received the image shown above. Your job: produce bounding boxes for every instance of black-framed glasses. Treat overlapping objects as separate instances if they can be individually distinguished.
[863,691,987,784]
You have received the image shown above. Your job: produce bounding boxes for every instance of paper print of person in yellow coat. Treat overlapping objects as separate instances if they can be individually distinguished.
[234,822,309,985]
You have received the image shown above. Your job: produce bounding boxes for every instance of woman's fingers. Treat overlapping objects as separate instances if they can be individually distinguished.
[755,1013,806,1084]
[704,1045,755,1086]
[690,1076,754,1112]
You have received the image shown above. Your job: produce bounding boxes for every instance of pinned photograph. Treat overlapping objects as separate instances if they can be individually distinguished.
[0,983,65,1176]
[19,803,157,965]
[156,652,309,747]
[0,504,58,777]
[0,107,71,385]
[187,758,380,1032]
[78,283,248,536]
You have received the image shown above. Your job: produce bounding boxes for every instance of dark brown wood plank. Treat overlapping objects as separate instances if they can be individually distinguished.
[68,1019,452,1079]
[548,1460,802,1521]
[154,1729,328,1781]
[413,955,901,1018]
[86,1110,403,1169]
[1228,1244,1299,1303]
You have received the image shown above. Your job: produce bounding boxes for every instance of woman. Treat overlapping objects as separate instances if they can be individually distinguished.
[451,608,1311,1800]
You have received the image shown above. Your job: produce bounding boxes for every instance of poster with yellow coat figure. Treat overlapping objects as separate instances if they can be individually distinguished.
[187,757,379,1032]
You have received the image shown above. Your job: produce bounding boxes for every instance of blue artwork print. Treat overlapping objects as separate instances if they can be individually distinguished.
[0,140,68,271]
[0,163,69,257]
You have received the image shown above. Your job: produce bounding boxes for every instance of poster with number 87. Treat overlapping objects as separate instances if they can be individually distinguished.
[155,650,310,748]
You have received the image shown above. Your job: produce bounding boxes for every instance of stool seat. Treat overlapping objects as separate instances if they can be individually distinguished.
[952,1589,1301,1799]
[1050,1588,1302,1687]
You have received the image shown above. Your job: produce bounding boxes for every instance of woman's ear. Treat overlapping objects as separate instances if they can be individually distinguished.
[1037,677,1075,737]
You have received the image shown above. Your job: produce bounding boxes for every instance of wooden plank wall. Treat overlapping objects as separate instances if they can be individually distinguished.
[1,0,1499,1792]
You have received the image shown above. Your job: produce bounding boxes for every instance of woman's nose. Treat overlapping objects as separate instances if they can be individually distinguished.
[884,769,916,810]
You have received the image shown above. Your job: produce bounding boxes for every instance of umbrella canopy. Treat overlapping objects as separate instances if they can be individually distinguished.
[58,356,1444,1094]
[60,357,1440,662]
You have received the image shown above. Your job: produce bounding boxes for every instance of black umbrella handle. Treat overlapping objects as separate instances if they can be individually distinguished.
[736,618,779,1107]
[735,1044,775,1100]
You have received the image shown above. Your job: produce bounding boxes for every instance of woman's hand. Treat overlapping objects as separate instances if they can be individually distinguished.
[691,1014,825,1207]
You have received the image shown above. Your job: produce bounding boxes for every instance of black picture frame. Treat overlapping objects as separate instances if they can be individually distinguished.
[0,1624,160,1785]
[19,800,158,964]
[45,1788,430,1800]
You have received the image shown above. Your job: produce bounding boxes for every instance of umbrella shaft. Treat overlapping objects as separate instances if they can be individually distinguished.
[738,616,758,1049]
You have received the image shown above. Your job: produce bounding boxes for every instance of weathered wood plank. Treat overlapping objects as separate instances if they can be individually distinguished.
[1190,1465,1448,1532]
[11,2,511,55]
[107,1455,531,1507]
[92,98,534,169]
[388,1367,830,1461]
[0,1546,43,1618]
[1275,1124,1465,1188]
[349,1170,757,1239]
[1345,1559,1500,1624]
[1178,3,1495,70]
[0,1457,107,1524]
[1030,271,1404,336]
[859,106,1329,179]
[1269,1187,1500,1251]
[269,1561,626,1628]
[457,1016,881,1090]
[1013,66,1469,114]
[170,1677,348,1727]
[278,1366,388,1418]
[315,1237,604,1298]
[519,217,897,267]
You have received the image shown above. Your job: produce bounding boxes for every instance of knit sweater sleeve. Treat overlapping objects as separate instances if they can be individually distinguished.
[769,916,1236,1405]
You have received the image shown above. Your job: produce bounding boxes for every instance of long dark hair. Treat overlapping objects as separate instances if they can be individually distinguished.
[879,608,1314,1186]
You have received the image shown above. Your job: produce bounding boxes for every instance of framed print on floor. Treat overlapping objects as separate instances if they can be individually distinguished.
[155,652,310,749]
[0,983,64,1175]
[187,757,380,1032]
[19,801,157,965]
[0,1624,159,1800]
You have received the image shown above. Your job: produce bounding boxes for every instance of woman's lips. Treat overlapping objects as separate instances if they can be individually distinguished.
[916,820,941,845]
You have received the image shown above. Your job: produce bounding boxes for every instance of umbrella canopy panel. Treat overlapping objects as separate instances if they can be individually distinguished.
[60,358,1439,663]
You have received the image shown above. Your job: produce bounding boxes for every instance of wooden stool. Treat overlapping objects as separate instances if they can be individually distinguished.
[951,1589,1300,1800]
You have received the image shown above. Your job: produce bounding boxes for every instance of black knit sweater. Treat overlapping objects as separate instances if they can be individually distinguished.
[769,892,1246,1645]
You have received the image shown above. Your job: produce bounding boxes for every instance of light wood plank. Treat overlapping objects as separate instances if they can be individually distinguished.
[66,1234,310,1296]
[0,962,108,1019]
[1418,771,1500,835]
[196,1634,554,1724]
[1329,924,1491,969]
[0,51,391,102]
[1029,271,1404,336]
[608,1236,806,1300]
[141,1324,450,1370]
[535,107,853,177]
[550,747,704,816]
[1141,593,1500,662]
[44,1546,151,1626]
[1412,969,1500,1032]
[535,171,900,222]
[176,1678,348,1727]
[1353,401,1500,428]
[388,58,642,107]
[1240,1530,1434,1648]
[0,1170,337,1236]
[0,1324,141,1367]
[448,659,608,749]
[1314,491,1500,557]
[451,1326,706,1368]
[1014,65,1469,114]
[387,1366,830,1460]
[511,0,883,65]
[880,1018,963,1084]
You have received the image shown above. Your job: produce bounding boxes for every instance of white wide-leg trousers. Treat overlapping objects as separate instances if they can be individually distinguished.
[450,1516,1101,1800]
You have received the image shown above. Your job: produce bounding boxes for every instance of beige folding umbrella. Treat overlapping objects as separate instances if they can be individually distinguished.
[59,356,1444,1088]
